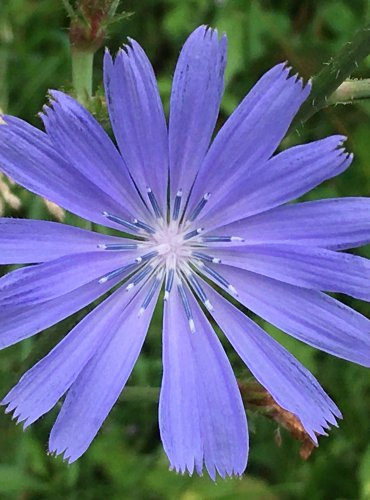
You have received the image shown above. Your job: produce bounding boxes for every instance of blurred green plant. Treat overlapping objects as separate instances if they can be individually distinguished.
[291,20,370,131]
[0,1,370,499]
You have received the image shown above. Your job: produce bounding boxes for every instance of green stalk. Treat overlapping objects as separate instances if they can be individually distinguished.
[0,19,12,113]
[327,78,370,105]
[70,48,94,227]
[0,48,8,112]
[71,49,94,106]
[291,22,370,131]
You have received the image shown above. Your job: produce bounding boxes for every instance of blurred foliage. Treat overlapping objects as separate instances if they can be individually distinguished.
[1,0,370,498]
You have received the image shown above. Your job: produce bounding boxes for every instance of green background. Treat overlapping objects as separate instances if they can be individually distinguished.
[1,0,370,498]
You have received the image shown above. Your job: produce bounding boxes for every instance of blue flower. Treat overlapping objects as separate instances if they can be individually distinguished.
[0,25,370,479]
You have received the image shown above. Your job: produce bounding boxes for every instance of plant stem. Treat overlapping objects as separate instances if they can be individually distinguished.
[291,21,370,131]
[0,46,8,113]
[327,79,370,105]
[71,49,94,106]
[0,19,12,113]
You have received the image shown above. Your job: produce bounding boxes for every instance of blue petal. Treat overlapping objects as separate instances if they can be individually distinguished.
[204,265,370,367]
[197,136,352,229]
[1,283,137,427]
[187,63,310,219]
[0,259,136,349]
[0,251,137,307]
[41,91,145,219]
[212,244,370,301]
[48,280,159,463]
[159,284,248,479]
[169,26,227,210]
[104,41,168,212]
[0,218,131,264]
[201,281,341,442]
[0,116,135,228]
[210,197,370,251]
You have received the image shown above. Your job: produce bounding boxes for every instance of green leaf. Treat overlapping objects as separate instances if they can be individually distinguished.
[359,445,370,499]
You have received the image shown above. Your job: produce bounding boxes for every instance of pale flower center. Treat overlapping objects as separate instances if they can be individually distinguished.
[147,221,196,266]
[99,187,241,329]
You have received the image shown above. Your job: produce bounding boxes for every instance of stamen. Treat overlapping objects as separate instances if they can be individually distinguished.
[183,228,204,240]
[227,284,239,296]
[191,251,221,264]
[194,261,238,297]
[98,263,136,284]
[188,193,210,222]
[138,269,164,317]
[98,243,138,251]
[147,187,163,219]
[103,211,141,234]
[135,250,158,264]
[172,189,183,221]
[132,219,156,234]
[126,265,153,291]
[177,278,196,333]
[201,235,244,243]
[185,269,214,312]
[164,268,175,301]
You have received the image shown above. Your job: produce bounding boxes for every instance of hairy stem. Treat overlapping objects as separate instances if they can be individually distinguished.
[291,22,370,131]
[71,49,94,106]
[327,78,370,105]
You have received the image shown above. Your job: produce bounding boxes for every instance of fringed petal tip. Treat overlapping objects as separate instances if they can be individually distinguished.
[272,61,312,96]
[343,151,354,168]
[192,26,228,56]
[41,90,63,112]
[110,36,146,61]
[194,24,228,44]
[300,402,342,445]
[42,90,78,115]
[47,446,76,465]
[178,25,227,52]
[2,388,29,426]
[38,93,66,129]
[2,399,33,431]
[169,458,245,481]
[192,24,217,38]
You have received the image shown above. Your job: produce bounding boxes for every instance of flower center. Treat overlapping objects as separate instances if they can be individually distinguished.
[148,221,198,264]
[98,187,242,330]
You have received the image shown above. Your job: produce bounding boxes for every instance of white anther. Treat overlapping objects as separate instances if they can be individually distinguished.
[228,285,238,296]
[205,300,214,312]
[189,319,196,333]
